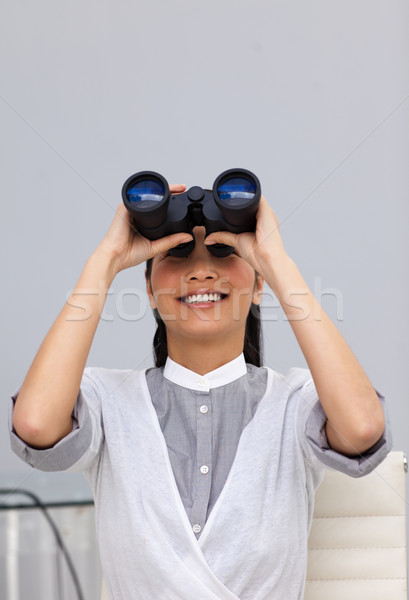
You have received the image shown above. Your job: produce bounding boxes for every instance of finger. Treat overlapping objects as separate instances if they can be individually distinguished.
[203,231,239,247]
[169,184,186,194]
[258,195,278,219]
[108,203,134,233]
[150,232,193,257]
[115,203,129,218]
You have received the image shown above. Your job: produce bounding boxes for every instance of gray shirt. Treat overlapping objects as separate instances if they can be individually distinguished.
[145,357,268,535]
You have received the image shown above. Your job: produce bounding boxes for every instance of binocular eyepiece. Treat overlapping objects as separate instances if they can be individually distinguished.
[122,168,261,257]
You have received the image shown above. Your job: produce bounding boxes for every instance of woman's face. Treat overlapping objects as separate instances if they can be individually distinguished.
[146,226,264,349]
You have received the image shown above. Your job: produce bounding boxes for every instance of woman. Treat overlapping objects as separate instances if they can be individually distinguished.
[10,183,391,599]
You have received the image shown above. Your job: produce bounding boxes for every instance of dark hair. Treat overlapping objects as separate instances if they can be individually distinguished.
[145,257,263,367]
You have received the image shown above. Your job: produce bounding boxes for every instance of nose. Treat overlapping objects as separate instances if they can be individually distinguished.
[186,259,218,282]
[185,227,218,282]
[185,248,218,281]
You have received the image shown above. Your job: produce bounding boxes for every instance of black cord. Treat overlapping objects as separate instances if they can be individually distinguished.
[0,488,86,600]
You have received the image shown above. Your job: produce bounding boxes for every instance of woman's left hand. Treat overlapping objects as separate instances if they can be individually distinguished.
[204,195,289,275]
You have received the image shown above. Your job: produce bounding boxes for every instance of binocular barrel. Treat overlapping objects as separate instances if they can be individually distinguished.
[122,169,261,257]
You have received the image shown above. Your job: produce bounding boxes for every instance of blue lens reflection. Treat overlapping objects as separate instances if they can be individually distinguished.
[217,177,256,202]
[127,179,165,203]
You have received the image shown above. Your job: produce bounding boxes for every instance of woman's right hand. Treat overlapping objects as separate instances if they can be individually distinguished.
[96,184,193,274]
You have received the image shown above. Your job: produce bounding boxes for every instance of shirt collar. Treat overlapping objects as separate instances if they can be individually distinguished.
[163,353,247,392]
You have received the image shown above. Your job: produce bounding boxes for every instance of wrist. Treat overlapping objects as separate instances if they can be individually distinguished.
[87,245,120,285]
[262,255,319,323]
[258,253,297,294]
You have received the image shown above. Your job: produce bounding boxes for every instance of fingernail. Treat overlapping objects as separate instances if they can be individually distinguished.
[204,239,215,245]
[181,236,193,243]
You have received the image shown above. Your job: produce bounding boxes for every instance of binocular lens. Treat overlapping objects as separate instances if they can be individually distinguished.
[126,179,165,204]
[217,176,257,206]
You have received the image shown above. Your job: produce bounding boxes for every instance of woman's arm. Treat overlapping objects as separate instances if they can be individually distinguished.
[13,250,118,449]
[258,254,385,456]
[13,191,193,450]
[204,196,385,456]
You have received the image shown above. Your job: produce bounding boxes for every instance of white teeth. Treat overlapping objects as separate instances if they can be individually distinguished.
[183,293,224,304]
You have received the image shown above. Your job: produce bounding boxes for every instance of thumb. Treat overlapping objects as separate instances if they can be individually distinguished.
[204,231,238,247]
[150,232,194,256]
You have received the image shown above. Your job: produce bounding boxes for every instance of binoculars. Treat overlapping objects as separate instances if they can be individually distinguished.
[122,169,261,257]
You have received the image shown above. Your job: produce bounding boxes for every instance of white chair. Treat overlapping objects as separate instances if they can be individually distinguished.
[305,450,408,600]
[101,578,108,600]
[101,452,408,599]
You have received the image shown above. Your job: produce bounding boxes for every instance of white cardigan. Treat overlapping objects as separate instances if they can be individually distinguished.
[12,364,388,599]
[77,366,326,599]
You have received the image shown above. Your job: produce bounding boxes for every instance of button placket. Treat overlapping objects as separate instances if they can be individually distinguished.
[190,390,212,536]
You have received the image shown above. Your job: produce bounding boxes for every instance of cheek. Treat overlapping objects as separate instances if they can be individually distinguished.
[238,289,257,313]
[148,264,167,300]
[150,261,180,288]
[232,266,258,296]
[227,287,256,321]
[240,281,260,313]
[148,270,181,312]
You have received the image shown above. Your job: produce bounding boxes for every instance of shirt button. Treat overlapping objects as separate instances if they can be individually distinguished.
[192,524,201,533]
[200,405,209,414]
[200,465,209,474]
[197,380,206,388]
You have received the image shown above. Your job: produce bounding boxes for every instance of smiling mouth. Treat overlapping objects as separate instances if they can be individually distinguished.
[179,292,229,305]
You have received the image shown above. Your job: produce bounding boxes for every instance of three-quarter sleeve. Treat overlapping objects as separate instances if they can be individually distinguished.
[295,374,393,477]
[9,368,104,473]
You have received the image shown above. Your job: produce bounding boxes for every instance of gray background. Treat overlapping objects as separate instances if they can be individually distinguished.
[1,0,408,547]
